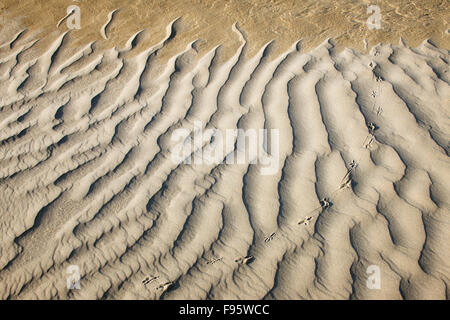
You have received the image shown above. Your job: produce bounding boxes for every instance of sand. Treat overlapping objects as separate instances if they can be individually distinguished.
[1,0,449,61]
[0,1,449,300]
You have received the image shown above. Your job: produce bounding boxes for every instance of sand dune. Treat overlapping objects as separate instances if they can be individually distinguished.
[0,12,449,300]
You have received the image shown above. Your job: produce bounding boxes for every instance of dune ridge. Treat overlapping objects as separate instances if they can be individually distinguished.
[0,18,449,300]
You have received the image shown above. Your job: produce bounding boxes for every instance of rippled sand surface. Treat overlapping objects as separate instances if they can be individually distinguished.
[1,0,449,60]
[0,1,449,300]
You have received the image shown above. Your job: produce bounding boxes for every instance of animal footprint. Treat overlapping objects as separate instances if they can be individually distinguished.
[235,255,254,265]
[364,135,374,149]
[376,106,383,116]
[320,198,332,210]
[264,232,276,243]
[298,216,313,225]
[368,122,377,134]
[142,275,159,285]
[206,257,223,265]
[340,175,352,189]
[156,281,174,291]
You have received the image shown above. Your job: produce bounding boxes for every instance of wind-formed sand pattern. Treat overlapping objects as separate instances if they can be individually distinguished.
[0,10,449,300]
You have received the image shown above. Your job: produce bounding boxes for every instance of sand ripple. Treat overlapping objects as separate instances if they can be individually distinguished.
[0,20,449,300]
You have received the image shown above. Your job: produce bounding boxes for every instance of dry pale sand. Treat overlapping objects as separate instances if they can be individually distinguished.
[0,1,449,300]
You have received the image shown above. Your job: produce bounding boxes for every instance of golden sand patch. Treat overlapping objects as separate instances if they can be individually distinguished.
[1,0,449,61]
